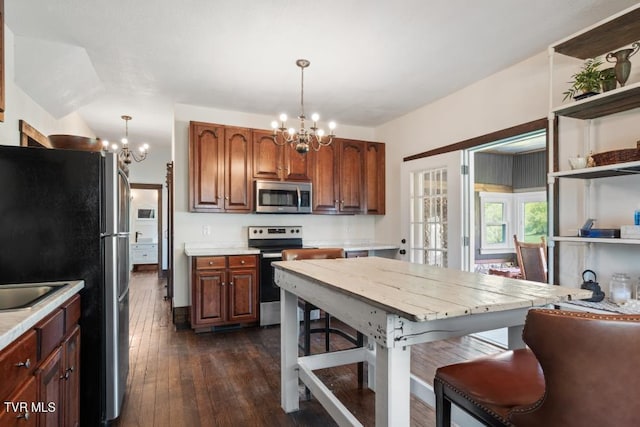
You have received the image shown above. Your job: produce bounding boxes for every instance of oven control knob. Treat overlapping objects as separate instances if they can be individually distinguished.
[253,230,257,234]
[259,229,263,233]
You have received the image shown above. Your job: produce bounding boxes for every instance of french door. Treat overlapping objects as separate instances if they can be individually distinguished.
[400,150,470,271]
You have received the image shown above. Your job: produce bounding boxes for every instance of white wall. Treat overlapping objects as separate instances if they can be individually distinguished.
[0,27,93,146]
[172,104,379,307]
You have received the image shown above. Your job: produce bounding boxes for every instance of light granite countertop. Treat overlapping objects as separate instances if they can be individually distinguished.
[0,280,84,352]
[184,243,260,257]
[184,242,398,257]
[312,242,400,252]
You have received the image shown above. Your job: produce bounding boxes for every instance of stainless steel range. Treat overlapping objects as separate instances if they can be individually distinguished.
[248,226,304,326]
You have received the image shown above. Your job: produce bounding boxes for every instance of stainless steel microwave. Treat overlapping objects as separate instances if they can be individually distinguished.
[254,180,312,213]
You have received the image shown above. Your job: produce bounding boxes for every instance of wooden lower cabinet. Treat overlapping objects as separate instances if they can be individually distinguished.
[192,255,258,329]
[36,346,63,426]
[0,294,81,427]
[0,377,37,427]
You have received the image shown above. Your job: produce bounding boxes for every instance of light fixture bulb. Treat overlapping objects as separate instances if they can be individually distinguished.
[280,113,288,122]
[317,129,325,137]
[329,121,336,130]
[271,121,278,129]
[288,127,296,135]
[102,139,110,148]
[311,113,319,122]
[121,137,128,145]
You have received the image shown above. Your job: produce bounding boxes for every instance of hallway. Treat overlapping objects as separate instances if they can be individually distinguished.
[116,272,501,426]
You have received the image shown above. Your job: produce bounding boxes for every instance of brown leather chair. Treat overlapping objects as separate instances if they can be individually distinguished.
[434,309,640,426]
[513,235,547,282]
[280,248,364,396]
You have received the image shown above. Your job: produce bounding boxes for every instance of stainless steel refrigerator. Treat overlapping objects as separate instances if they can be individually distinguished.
[0,145,130,426]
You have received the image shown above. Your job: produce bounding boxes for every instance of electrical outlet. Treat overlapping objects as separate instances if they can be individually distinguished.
[202,225,211,236]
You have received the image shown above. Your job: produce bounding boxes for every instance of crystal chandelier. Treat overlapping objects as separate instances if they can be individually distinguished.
[102,115,149,164]
[271,59,336,154]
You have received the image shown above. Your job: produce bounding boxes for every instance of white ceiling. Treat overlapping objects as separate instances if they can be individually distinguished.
[5,0,638,148]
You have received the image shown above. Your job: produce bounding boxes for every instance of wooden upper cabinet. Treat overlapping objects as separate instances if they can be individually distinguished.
[365,142,386,214]
[224,126,252,212]
[189,121,225,212]
[252,130,312,181]
[253,130,281,180]
[338,139,365,214]
[311,143,340,214]
[189,120,384,215]
[189,122,252,213]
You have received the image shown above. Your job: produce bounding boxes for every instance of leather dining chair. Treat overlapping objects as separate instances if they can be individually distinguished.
[434,309,640,426]
[513,235,547,282]
[280,248,364,397]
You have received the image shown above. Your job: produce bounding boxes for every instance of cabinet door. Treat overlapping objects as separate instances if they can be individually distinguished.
[192,270,227,326]
[36,346,63,427]
[338,139,365,213]
[189,121,225,212]
[283,143,312,181]
[227,268,258,323]
[252,130,282,180]
[311,143,339,213]
[365,142,385,214]
[0,377,37,427]
[63,326,81,427]
[224,126,253,212]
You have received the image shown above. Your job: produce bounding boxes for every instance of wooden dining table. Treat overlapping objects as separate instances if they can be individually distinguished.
[273,256,592,427]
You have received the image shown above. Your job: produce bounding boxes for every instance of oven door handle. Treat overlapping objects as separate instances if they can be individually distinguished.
[296,185,301,212]
[261,253,282,259]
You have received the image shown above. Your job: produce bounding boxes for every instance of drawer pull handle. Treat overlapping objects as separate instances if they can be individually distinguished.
[15,359,31,369]
[240,260,245,264]
[60,366,74,380]
[209,261,213,265]
[16,411,30,420]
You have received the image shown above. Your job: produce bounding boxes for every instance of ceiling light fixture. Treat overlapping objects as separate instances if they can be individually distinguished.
[102,115,150,164]
[271,59,336,154]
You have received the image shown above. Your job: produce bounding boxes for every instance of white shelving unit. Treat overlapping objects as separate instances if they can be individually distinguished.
[547,3,640,285]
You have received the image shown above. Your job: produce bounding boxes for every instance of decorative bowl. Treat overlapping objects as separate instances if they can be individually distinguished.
[48,135,102,152]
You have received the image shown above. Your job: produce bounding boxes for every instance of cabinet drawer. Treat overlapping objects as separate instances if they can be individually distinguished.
[195,256,226,270]
[228,255,257,268]
[63,294,81,335]
[0,376,37,427]
[0,330,37,402]
[36,309,64,360]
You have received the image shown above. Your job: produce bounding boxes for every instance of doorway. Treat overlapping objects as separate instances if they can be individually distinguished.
[469,129,548,273]
[130,183,163,278]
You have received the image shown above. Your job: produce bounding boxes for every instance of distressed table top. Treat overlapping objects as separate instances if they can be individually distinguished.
[273,257,593,322]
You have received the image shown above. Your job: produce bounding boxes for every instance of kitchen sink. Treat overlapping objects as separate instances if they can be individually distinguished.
[0,282,69,311]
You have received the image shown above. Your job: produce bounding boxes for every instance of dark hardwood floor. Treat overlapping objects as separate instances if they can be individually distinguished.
[115,272,501,426]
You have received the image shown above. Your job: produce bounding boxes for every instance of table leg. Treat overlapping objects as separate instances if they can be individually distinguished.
[281,288,299,412]
[375,343,411,426]
[507,324,525,349]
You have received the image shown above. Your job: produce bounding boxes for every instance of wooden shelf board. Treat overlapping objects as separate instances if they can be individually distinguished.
[553,5,640,59]
[551,236,640,245]
[549,160,640,179]
[552,83,640,119]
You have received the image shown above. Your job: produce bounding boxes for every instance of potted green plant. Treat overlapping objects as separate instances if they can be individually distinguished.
[563,58,604,101]
[600,67,617,92]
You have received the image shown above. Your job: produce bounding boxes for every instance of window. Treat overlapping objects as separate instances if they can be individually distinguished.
[409,167,449,267]
[479,191,546,254]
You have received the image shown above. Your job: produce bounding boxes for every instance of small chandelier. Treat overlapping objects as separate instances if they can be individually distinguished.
[102,115,149,164]
[271,59,336,154]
